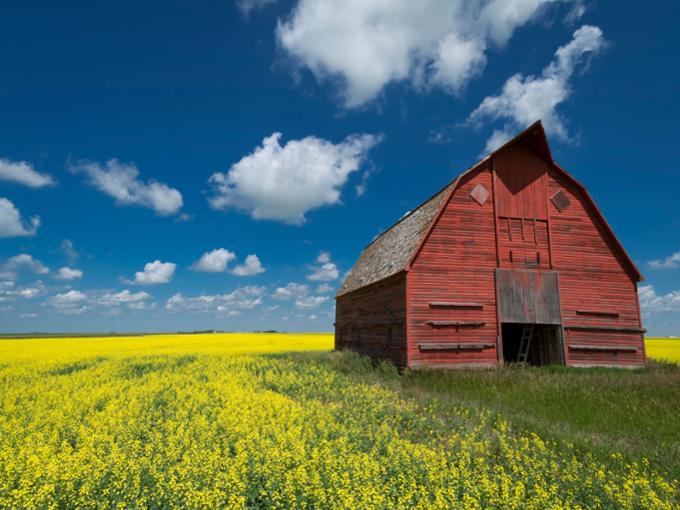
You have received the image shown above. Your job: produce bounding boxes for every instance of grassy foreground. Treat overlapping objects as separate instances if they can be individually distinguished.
[0,334,678,509]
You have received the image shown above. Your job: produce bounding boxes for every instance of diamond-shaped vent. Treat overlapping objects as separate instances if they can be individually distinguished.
[551,189,570,211]
[470,183,489,206]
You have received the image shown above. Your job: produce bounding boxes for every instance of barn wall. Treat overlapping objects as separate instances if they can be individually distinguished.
[546,167,645,367]
[407,166,499,368]
[335,272,408,368]
[406,142,643,369]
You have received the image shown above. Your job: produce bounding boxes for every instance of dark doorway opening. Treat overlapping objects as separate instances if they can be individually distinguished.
[501,323,564,366]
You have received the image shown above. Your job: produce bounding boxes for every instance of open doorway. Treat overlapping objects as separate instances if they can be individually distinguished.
[501,323,564,366]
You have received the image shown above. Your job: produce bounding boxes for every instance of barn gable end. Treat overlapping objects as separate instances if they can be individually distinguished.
[336,121,644,369]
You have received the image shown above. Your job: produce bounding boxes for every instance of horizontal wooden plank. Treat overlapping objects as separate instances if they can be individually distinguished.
[428,302,484,309]
[419,342,494,351]
[569,363,643,369]
[425,321,486,328]
[340,319,405,327]
[575,309,620,318]
[564,325,645,333]
[569,344,638,352]
[410,360,497,370]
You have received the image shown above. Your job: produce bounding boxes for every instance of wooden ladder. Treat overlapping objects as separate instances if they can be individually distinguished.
[517,324,534,363]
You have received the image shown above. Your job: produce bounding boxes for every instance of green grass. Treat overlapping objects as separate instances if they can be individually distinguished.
[396,362,680,480]
[323,338,680,481]
[329,337,680,481]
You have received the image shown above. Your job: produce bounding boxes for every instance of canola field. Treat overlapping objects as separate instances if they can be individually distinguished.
[0,333,678,509]
[646,337,680,363]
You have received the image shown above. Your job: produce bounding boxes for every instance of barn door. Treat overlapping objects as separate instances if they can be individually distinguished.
[495,269,561,324]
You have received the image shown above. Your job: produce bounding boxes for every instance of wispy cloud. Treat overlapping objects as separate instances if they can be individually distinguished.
[1,254,49,281]
[97,289,151,307]
[68,159,183,216]
[236,0,276,16]
[47,288,153,315]
[60,239,79,265]
[0,157,55,188]
[468,25,606,152]
[639,285,680,313]
[271,281,329,309]
[648,251,680,270]
[0,198,40,238]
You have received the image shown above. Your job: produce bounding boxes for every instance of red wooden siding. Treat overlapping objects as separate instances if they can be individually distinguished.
[497,217,550,268]
[494,146,548,220]
[407,167,499,368]
[546,167,645,367]
[495,146,551,269]
[335,272,408,368]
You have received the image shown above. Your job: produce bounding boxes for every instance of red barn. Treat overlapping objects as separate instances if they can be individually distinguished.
[335,122,645,369]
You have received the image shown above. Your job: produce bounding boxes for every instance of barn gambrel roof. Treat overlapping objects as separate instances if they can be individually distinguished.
[337,121,642,297]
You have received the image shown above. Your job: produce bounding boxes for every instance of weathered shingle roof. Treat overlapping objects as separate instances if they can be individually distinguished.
[337,182,454,296]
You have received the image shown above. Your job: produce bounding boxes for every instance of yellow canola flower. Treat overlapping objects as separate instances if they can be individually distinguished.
[0,333,677,509]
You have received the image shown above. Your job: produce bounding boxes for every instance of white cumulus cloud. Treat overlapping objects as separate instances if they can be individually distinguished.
[55,267,84,280]
[272,282,309,300]
[0,157,55,188]
[0,198,41,238]
[271,281,329,309]
[208,132,382,224]
[49,290,88,315]
[128,260,176,285]
[277,0,566,108]
[2,254,49,281]
[51,290,87,303]
[295,295,328,309]
[98,290,151,307]
[192,248,237,273]
[232,254,266,276]
[68,159,183,216]
[0,283,43,300]
[648,251,680,270]
[166,286,265,315]
[307,251,339,281]
[316,283,333,294]
[16,287,41,298]
[468,24,606,152]
[639,285,680,314]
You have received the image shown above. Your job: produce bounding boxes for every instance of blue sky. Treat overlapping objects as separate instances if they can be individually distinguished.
[1,0,679,334]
